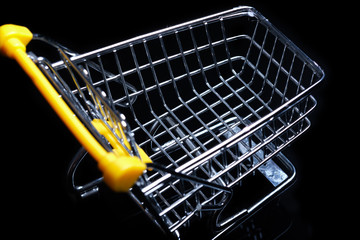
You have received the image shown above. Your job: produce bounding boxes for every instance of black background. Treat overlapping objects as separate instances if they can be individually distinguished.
[0,1,354,239]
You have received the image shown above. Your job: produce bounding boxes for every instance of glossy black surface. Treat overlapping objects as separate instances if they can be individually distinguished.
[1,1,352,238]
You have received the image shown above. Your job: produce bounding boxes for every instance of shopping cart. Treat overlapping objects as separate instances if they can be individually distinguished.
[0,6,324,239]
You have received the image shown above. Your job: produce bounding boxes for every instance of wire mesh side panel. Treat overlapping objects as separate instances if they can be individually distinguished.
[47,8,323,235]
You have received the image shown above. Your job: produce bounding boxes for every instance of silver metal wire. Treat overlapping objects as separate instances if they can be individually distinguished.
[31,6,323,239]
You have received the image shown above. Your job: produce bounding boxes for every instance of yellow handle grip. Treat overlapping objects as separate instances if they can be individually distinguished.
[0,24,33,58]
[0,24,149,192]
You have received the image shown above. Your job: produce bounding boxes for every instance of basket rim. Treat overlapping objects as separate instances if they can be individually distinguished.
[51,6,257,67]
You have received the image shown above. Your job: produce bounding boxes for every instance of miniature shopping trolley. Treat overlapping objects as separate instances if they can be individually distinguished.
[0,6,324,239]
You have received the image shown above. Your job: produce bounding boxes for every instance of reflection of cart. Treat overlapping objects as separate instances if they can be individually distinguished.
[0,6,324,239]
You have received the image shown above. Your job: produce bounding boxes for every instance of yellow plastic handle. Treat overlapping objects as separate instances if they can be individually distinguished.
[0,24,150,192]
[0,24,33,58]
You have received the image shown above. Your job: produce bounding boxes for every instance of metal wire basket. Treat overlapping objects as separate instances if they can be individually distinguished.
[0,6,324,239]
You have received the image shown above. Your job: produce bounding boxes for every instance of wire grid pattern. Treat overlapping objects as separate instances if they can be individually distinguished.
[44,8,323,233]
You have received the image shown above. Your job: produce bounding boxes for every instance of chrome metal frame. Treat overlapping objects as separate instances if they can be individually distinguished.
[29,6,324,239]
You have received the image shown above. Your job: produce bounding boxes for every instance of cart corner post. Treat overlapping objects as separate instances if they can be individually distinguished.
[0,24,33,59]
